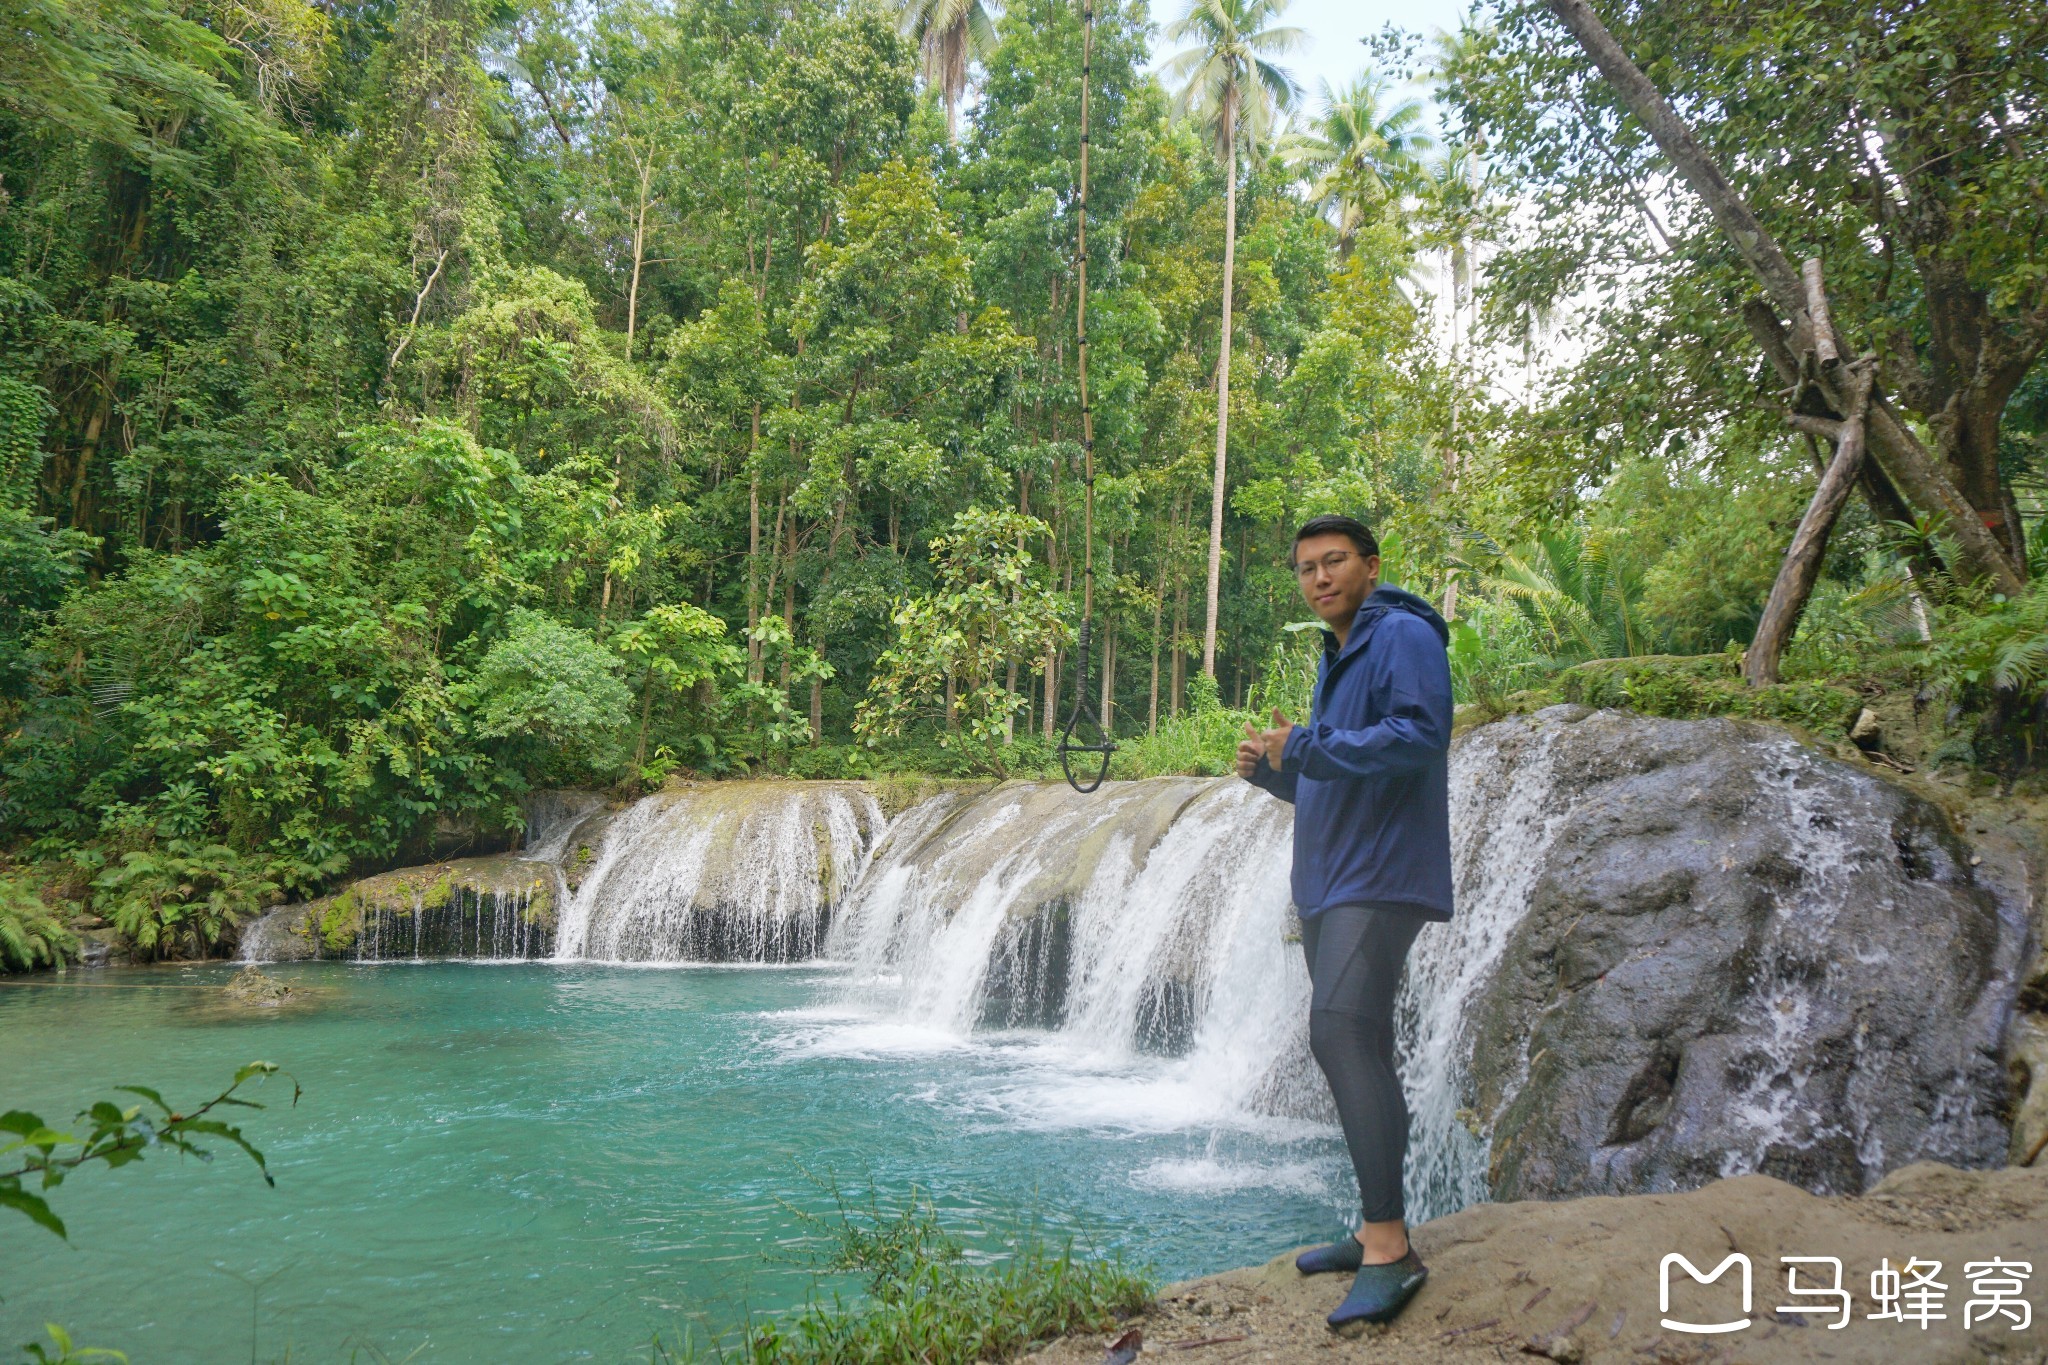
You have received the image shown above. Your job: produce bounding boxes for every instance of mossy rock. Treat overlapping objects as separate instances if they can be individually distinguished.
[319,890,361,953]
[1554,655,1861,736]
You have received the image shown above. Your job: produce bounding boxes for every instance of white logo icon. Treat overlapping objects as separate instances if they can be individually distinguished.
[1660,1253,1753,1334]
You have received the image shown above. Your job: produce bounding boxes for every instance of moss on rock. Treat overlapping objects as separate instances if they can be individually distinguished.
[1549,654,1861,736]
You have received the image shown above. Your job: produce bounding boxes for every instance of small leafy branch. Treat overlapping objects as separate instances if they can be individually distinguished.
[1,1062,298,1239]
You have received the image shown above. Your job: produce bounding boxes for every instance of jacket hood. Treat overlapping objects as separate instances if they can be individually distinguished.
[1354,584,1450,647]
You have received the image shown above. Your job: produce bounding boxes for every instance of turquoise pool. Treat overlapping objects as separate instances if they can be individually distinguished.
[0,963,1350,1363]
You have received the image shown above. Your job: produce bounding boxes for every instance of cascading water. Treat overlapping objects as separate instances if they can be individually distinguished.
[1396,720,1567,1215]
[822,751,1568,1223]
[552,782,885,963]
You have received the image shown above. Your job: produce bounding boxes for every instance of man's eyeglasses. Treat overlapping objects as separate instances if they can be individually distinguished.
[1293,551,1356,580]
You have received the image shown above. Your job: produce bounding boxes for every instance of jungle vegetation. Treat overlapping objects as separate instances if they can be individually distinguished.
[1,0,2044,966]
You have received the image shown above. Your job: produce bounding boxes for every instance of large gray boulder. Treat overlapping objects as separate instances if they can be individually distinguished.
[1464,707,2031,1201]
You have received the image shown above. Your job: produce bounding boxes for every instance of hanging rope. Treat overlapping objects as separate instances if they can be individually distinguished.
[1057,0,1116,794]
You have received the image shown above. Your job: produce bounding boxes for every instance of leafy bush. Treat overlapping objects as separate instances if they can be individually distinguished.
[1929,578,2048,770]
[1108,675,1252,778]
[460,608,635,785]
[1448,607,1555,719]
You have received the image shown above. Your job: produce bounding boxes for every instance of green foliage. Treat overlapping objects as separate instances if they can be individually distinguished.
[18,1323,126,1364]
[460,608,635,785]
[1,1062,293,1239]
[1929,579,2048,769]
[90,831,283,962]
[858,508,1067,772]
[1447,608,1552,720]
[1478,528,1645,666]
[0,871,75,971]
[736,1186,1152,1365]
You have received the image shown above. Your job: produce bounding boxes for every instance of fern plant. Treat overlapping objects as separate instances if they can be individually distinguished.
[0,871,74,971]
[1480,528,1647,667]
[1929,576,2048,770]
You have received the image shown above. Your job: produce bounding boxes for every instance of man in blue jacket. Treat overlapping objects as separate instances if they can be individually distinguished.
[1237,513,1452,1331]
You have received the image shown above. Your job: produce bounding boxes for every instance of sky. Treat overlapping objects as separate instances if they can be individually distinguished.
[1147,0,1475,128]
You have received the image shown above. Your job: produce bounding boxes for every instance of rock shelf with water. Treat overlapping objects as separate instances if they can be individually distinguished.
[238,710,2043,1217]
[240,853,560,961]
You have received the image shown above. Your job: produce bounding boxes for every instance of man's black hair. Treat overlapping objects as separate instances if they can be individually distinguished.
[1291,514,1379,566]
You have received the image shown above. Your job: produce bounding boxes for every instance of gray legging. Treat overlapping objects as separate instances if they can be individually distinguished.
[1300,903,1425,1225]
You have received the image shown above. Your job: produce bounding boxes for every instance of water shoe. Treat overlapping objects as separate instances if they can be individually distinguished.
[1293,1236,1364,1275]
[1326,1249,1428,1331]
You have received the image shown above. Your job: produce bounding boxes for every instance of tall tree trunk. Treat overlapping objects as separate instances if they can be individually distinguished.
[1148,556,1166,735]
[1171,577,1187,716]
[747,409,762,682]
[1042,651,1058,741]
[1202,105,1237,679]
[780,512,796,694]
[1099,621,1117,734]
[635,681,655,771]
[1749,389,1873,685]
[810,664,823,743]
[625,155,653,361]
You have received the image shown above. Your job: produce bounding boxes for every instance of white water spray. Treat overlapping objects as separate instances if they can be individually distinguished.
[552,782,885,963]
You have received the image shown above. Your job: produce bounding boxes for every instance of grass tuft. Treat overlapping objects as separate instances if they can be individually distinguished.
[648,1187,1152,1365]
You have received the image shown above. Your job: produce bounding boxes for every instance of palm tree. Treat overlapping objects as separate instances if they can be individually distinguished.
[897,0,1000,145]
[1281,74,1434,258]
[1162,0,1301,679]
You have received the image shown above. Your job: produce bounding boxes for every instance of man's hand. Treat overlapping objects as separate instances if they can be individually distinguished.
[1237,709,1295,779]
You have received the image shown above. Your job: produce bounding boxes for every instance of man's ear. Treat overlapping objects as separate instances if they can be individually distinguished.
[1363,554,1382,588]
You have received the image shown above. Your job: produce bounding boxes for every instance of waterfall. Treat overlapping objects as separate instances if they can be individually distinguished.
[1397,720,1567,1216]
[823,754,1567,1223]
[827,779,1309,1108]
[551,782,885,963]
[352,878,556,962]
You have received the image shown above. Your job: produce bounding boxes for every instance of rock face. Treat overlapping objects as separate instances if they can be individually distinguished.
[1464,707,2030,1202]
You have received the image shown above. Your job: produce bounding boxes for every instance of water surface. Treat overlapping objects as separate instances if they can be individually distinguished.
[0,963,1349,1363]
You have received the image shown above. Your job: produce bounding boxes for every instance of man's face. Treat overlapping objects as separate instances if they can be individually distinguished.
[1293,533,1379,630]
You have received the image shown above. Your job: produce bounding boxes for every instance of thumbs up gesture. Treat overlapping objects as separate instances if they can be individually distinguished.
[1235,708,1296,779]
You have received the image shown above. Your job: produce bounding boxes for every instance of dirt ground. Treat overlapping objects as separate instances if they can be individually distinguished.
[1022,1163,2048,1365]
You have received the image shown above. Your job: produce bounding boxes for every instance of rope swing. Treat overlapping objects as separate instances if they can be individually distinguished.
[1057,0,1117,794]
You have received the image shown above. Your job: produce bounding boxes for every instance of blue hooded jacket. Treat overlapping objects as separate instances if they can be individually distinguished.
[1244,584,1455,921]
